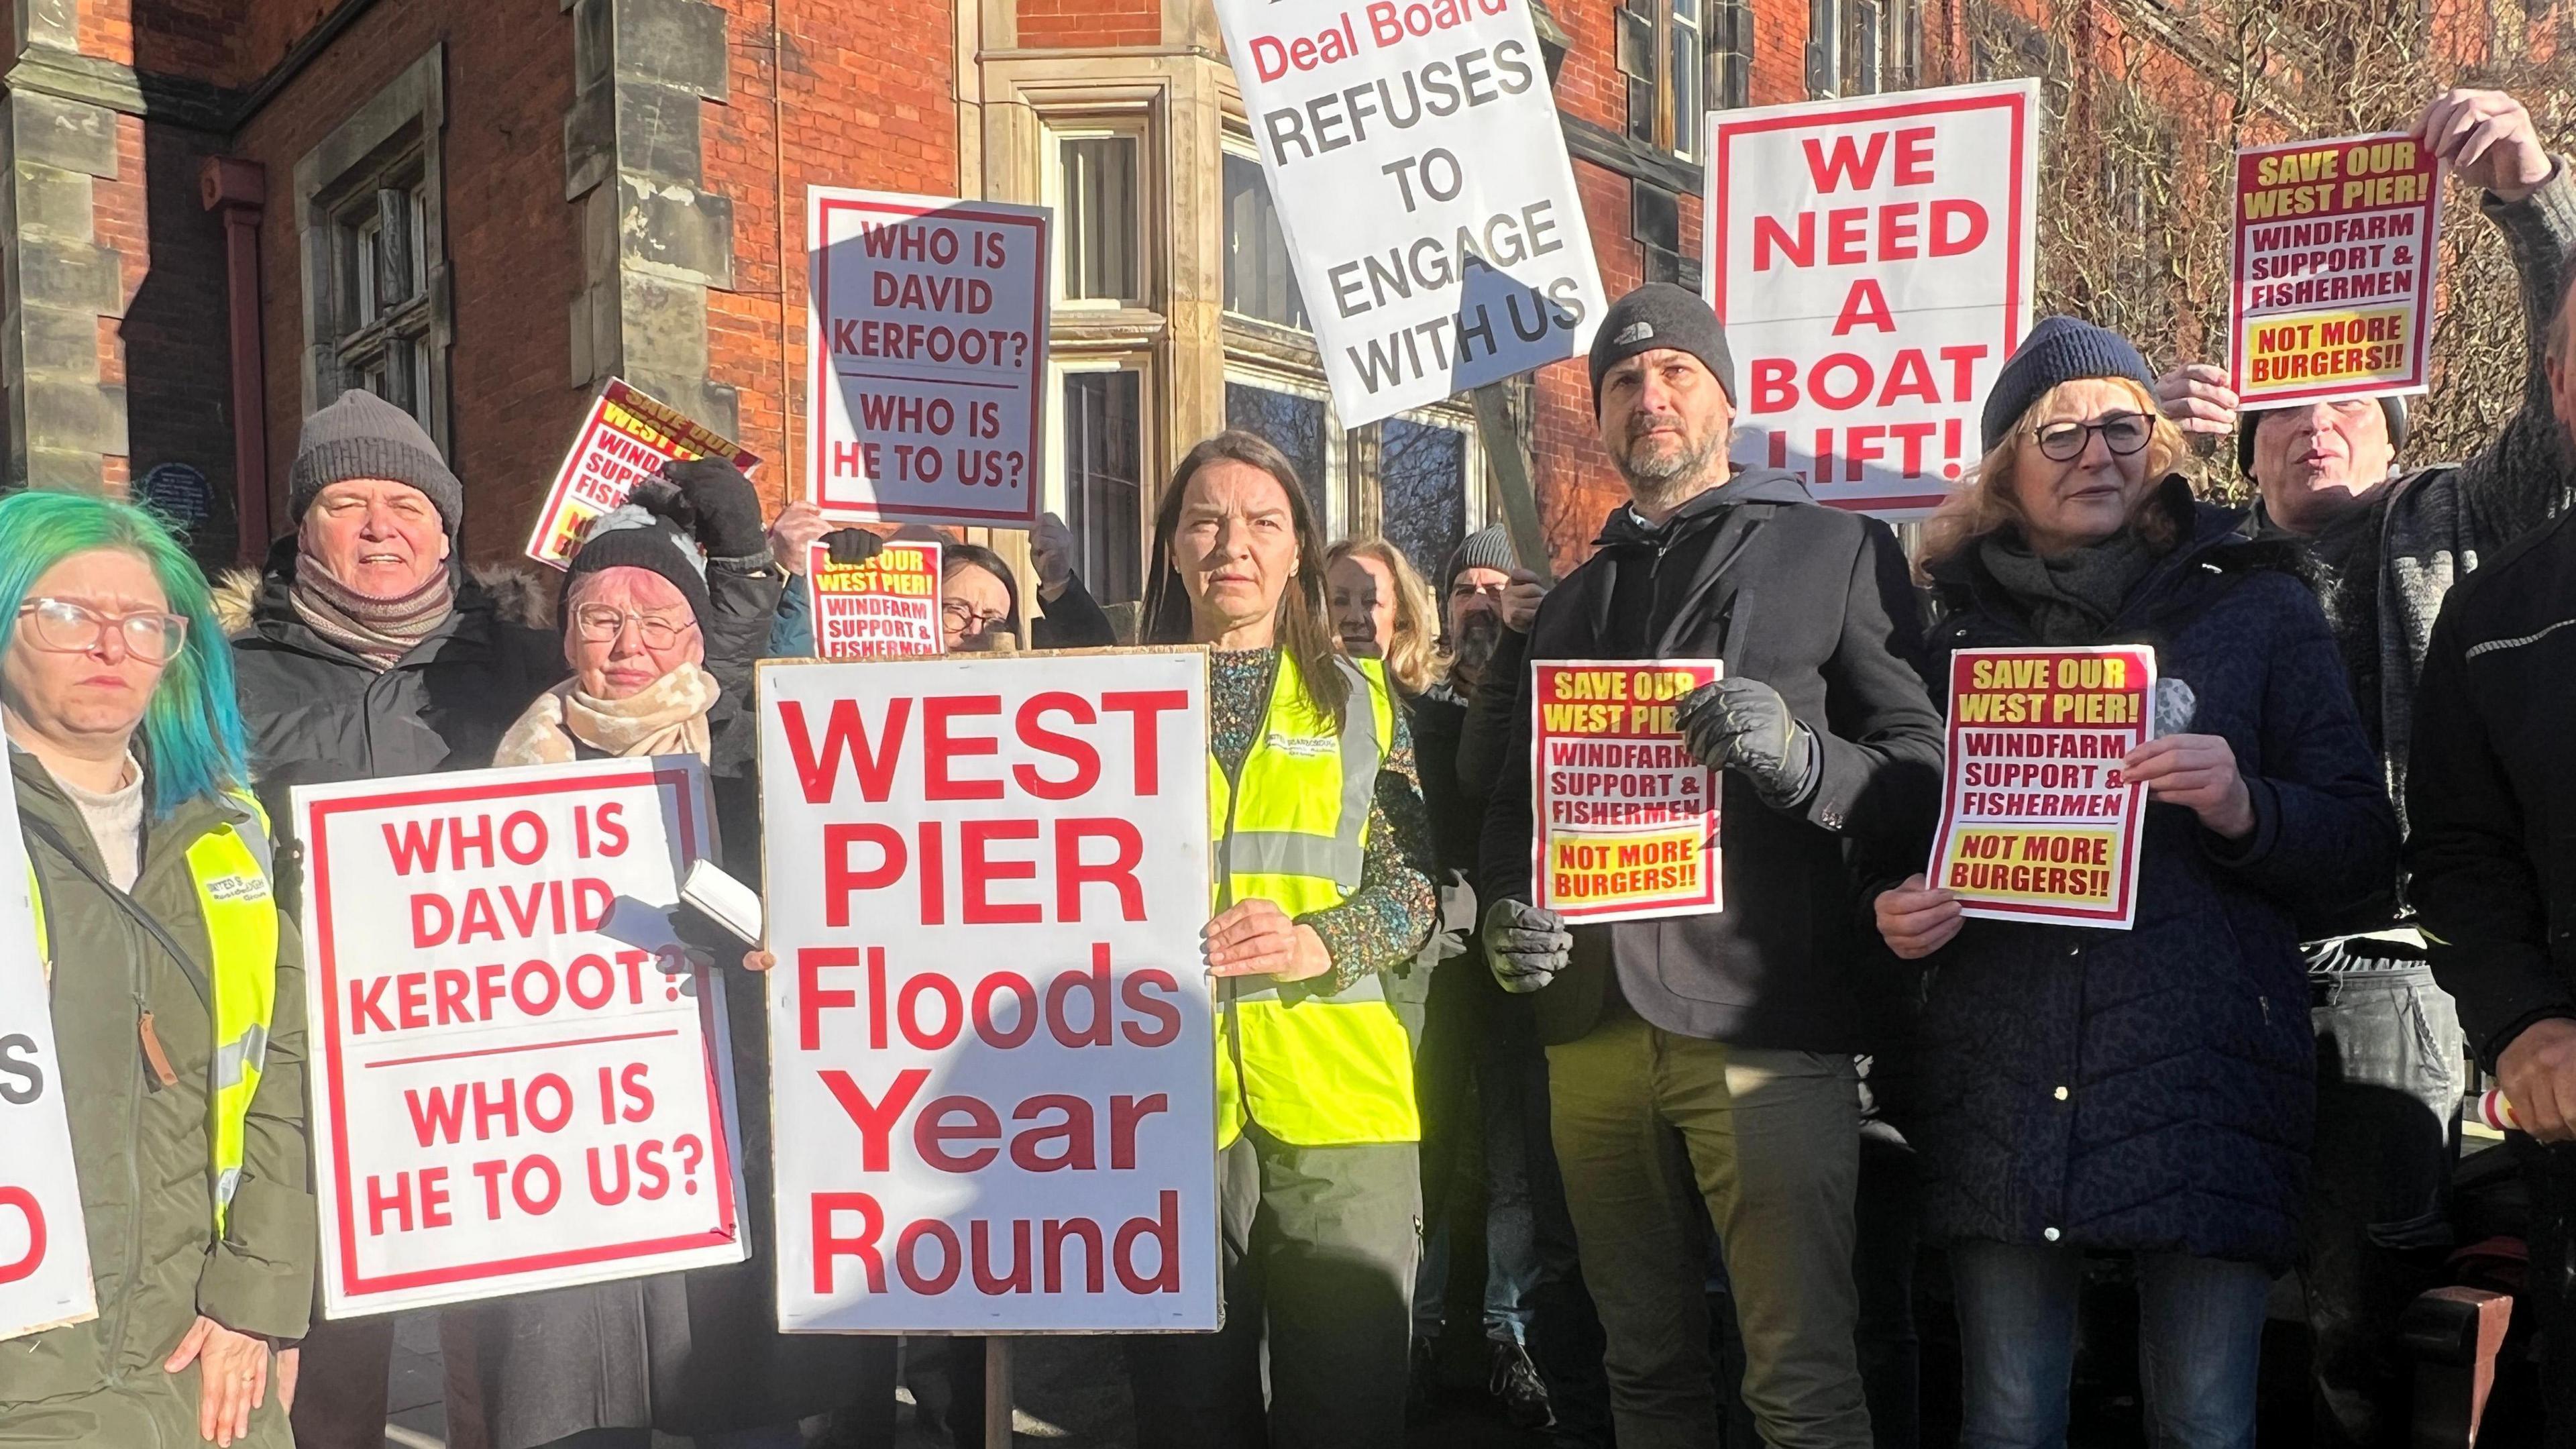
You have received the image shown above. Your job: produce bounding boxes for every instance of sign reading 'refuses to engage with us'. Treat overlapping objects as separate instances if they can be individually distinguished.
[2228,133,2442,407]
[1925,647,2156,930]
[1531,660,1722,924]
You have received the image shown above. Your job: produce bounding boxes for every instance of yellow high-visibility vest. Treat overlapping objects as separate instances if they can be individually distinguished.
[30,796,278,1236]
[1209,653,1419,1148]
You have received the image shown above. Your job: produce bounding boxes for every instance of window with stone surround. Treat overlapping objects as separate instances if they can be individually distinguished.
[294,46,451,451]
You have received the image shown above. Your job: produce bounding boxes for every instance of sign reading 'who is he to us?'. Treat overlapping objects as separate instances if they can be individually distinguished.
[1532,660,1722,924]
[1926,647,2156,930]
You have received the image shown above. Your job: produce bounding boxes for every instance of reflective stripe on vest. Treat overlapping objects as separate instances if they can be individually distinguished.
[28,798,278,1236]
[1208,655,1419,1148]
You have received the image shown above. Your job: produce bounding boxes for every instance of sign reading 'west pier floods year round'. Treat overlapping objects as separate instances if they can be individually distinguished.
[806,188,1050,529]
[1208,0,1607,428]
[1532,660,1722,924]
[759,651,1220,1332]
[2228,132,2443,407]
[1925,647,2156,930]
[296,758,747,1318]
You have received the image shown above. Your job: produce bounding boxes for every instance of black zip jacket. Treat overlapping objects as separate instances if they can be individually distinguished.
[1478,469,1945,1050]
[2408,506,2576,1067]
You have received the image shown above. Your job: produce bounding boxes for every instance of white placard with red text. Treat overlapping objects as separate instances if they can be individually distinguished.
[806,189,1049,529]
[0,763,95,1342]
[760,651,1220,1332]
[296,758,747,1318]
[1707,80,2039,517]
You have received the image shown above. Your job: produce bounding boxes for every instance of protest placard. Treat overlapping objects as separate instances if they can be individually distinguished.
[806,189,1049,529]
[296,757,746,1318]
[1925,646,2156,929]
[807,539,943,660]
[1531,659,1721,924]
[759,651,1219,1332]
[1208,0,1607,429]
[0,766,95,1342]
[525,378,761,569]
[2227,132,2442,407]
[1706,80,2040,517]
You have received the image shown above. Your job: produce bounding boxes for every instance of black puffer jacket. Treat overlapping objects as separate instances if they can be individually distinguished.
[229,541,783,875]
[1912,482,2398,1270]
[226,541,565,874]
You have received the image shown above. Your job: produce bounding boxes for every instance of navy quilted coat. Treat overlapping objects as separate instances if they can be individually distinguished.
[1913,484,2398,1271]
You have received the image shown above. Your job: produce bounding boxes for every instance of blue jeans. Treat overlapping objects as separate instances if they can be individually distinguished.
[1950,1241,2271,1449]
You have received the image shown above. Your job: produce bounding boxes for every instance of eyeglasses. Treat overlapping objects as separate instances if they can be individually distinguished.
[572,606,696,649]
[943,600,1009,635]
[15,598,189,664]
[2033,413,2153,462]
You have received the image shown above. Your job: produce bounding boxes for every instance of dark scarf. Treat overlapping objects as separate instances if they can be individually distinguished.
[289,553,456,672]
[1976,526,2161,646]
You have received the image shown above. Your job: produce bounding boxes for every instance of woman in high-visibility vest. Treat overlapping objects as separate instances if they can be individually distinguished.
[0,491,309,1449]
[1123,430,1441,1449]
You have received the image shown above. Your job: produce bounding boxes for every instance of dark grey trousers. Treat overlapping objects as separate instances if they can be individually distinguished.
[1124,1128,1421,1449]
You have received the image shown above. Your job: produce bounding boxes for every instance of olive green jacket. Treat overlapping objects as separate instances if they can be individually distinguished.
[0,751,313,1405]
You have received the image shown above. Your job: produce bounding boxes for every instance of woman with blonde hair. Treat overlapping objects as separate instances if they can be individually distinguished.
[1326,536,1443,696]
[1870,317,2395,1448]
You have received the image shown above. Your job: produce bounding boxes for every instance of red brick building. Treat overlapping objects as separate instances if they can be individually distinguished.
[5,0,1943,588]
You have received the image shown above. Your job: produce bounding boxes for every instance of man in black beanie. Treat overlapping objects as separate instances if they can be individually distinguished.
[2157,88,2576,1449]
[227,393,784,1449]
[1477,282,1942,1449]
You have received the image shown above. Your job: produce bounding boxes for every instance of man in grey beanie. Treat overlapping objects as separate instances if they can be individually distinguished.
[229,394,784,1449]
[2155,87,2576,1449]
[1478,282,1942,1449]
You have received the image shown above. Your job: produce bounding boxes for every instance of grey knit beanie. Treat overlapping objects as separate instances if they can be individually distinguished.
[289,389,465,535]
[1590,283,1738,412]
[1980,317,2157,452]
[1443,525,1518,588]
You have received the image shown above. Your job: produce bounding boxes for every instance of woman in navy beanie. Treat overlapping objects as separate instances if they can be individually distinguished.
[1873,317,2397,1447]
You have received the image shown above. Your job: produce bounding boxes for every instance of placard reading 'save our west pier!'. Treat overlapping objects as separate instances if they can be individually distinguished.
[807,539,943,660]
[525,379,760,570]
[1926,647,2155,930]
[1532,660,1722,924]
[296,759,746,1318]
[759,652,1220,1333]
[2228,132,2442,407]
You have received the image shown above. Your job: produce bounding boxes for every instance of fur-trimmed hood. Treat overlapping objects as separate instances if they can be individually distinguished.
[214,553,557,637]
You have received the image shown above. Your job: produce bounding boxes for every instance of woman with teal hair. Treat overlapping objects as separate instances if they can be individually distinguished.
[0,490,312,1449]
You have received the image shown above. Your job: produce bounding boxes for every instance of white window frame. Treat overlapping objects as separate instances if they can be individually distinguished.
[1223,364,1350,538]
[1042,117,1152,311]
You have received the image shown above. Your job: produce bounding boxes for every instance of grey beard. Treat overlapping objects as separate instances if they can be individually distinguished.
[1617,430,1729,513]
[1447,612,1501,686]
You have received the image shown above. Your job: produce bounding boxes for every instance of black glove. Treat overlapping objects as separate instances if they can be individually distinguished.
[823,528,884,566]
[1677,677,1817,810]
[660,458,768,559]
[1481,898,1571,995]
